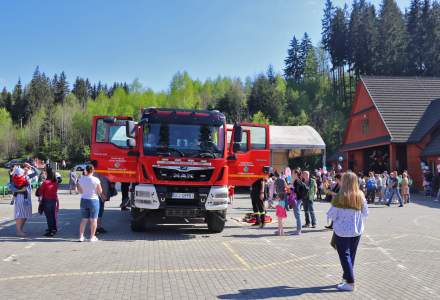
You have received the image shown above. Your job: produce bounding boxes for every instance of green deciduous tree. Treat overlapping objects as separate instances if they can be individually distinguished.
[215,82,246,123]
[251,111,270,124]
[248,74,285,124]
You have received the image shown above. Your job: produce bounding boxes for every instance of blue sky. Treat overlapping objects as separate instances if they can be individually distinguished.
[0,0,411,91]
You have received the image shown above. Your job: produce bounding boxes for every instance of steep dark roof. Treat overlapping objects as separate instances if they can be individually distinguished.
[408,99,440,142]
[361,76,440,143]
[422,134,440,156]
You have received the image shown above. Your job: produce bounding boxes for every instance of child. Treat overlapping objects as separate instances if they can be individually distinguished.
[276,197,287,236]
[228,185,234,205]
[12,167,29,200]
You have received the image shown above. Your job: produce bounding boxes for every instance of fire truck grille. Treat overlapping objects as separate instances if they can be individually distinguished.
[165,207,204,217]
[153,167,213,182]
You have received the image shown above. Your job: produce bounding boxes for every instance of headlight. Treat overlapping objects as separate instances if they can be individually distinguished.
[136,191,151,198]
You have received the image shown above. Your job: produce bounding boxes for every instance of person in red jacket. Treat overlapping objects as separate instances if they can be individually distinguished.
[38,168,59,237]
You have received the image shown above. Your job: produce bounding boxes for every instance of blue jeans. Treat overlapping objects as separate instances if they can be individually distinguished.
[335,234,361,284]
[98,198,105,218]
[303,199,316,226]
[387,188,403,206]
[293,199,302,231]
[80,199,100,219]
[42,200,57,232]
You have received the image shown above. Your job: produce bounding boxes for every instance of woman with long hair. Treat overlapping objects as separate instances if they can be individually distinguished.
[38,167,59,237]
[327,172,368,292]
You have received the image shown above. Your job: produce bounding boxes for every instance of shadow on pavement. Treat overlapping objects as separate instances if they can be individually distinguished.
[217,285,339,299]
[0,208,245,243]
[411,197,440,209]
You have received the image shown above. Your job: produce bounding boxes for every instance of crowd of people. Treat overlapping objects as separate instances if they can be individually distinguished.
[8,162,418,292]
[251,168,411,236]
[8,162,113,241]
[249,168,369,291]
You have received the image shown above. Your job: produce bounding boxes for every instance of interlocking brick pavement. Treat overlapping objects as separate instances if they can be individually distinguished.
[0,190,439,299]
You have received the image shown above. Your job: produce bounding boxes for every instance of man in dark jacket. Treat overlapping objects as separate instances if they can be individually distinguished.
[293,170,307,235]
[251,177,266,228]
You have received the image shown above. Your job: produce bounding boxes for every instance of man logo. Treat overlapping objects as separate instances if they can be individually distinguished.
[114,162,120,168]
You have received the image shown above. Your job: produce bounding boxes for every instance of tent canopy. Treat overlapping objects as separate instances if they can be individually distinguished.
[269,125,325,151]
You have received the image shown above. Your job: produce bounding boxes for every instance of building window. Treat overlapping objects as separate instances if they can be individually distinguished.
[362,118,369,135]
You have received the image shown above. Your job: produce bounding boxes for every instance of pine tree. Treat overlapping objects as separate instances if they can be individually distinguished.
[284,36,302,82]
[0,87,8,108]
[348,1,378,76]
[54,71,69,104]
[406,0,423,75]
[303,47,319,80]
[267,65,276,83]
[377,0,407,75]
[329,7,348,68]
[298,33,313,81]
[1,87,12,112]
[11,79,24,124]
[420,0,432,75]
[322,0,334,52]
[72,77,90,107]
[426,0,440,75]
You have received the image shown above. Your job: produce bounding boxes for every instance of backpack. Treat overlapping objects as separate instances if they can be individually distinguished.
[366,178,376,190]
[274,178,286,196]
[287,187,297,207]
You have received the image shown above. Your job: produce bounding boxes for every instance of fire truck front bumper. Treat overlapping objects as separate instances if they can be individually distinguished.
[133,184,229,211]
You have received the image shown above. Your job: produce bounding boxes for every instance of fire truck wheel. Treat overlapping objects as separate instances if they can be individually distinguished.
[131,220,145,232]
[207,211,226,233]
[130,208,146,232]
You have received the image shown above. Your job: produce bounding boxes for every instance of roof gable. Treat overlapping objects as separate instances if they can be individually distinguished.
[408,99,440,142]
[361,76,440,143]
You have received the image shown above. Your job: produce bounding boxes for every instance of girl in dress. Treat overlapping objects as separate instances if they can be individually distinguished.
[401,172,410,203]
[276,196,287,236]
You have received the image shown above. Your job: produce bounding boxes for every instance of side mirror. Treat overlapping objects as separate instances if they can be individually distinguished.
[127,138,136,148]
[232,142,241,153]
[126,120,136,138]
[233,124,242,143]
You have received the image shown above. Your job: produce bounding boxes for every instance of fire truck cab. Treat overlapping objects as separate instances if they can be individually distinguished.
[90,108,270,233]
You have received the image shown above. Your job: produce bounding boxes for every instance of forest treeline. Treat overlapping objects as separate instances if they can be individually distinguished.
[0,0,438,167]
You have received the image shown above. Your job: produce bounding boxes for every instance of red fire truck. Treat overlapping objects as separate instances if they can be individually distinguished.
[90,108,270,232]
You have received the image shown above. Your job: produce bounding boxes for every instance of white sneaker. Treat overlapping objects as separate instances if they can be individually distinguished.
[79,236,85,242]
[337,283,354,291]
[89,236,99,242]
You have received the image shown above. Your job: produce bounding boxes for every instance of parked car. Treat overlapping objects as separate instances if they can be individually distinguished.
[73,163,89,171]
[3,158,35,169]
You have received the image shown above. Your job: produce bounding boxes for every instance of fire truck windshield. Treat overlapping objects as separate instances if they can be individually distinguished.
[143,123,225,158]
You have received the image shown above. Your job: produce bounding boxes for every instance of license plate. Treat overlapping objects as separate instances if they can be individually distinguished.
[172,193,195,199]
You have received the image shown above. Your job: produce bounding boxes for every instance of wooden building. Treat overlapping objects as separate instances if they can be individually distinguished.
[341,76,440,190]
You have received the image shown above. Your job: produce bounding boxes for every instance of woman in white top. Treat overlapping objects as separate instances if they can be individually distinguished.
[327,172,368,291]
[77,165,102,242]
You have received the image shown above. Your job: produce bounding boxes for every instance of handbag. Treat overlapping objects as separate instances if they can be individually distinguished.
[287,190,297,207]
[38,200,44,215]
[330,232,337,249]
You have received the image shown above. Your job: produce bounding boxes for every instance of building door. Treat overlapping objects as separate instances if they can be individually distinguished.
[363,145,389,174]
[396,144,408,173]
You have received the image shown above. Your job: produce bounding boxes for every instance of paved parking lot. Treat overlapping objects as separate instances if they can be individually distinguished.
[0,190,440,299]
